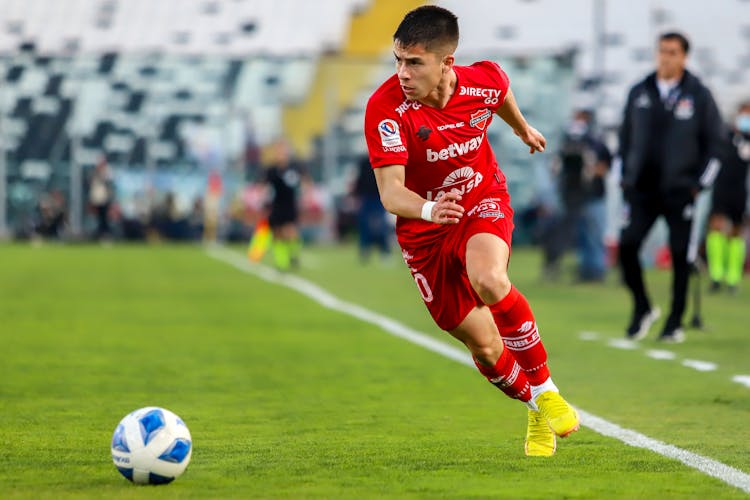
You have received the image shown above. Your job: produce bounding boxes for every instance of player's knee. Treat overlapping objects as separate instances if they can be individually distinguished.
[471,266,511,303]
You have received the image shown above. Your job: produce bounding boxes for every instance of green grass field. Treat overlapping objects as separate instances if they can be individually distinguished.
[1,243,748,498]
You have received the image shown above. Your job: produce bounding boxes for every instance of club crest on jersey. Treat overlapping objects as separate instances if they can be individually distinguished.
[674,96,694,120]
[378,119,403,148]
[469,109,491,130]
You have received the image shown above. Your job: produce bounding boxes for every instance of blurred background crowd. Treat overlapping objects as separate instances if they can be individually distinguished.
[1,0,748,279]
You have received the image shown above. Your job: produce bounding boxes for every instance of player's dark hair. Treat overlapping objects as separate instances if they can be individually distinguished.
[393,5,459,54]
[659,32,690,54]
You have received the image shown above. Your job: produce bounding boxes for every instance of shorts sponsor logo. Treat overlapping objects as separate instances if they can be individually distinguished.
[469,109,492,130]
[467,199,505,221]
[426,166,484,201]
[378,119,403,148]
[426,133,485,162]
[459,86,502,105]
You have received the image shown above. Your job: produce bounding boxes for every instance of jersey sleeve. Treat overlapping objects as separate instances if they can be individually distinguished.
[475,60,511,112]
[364,93,408,169]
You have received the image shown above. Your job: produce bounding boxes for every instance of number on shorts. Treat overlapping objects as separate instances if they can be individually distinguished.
[413,272,434,302]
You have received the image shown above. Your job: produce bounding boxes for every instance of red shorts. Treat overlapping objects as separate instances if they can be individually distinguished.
[399,189,514,331]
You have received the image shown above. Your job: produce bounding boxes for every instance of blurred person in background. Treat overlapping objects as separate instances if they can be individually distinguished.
[203,169,223,243]
[542,109,611,282]
[353,155,391,262]
[706,100,750,294]
[34,189,67,240]
[365,5,578,457]
[264,139,303,271]
[617,32,723,343]
[88,157,115,241]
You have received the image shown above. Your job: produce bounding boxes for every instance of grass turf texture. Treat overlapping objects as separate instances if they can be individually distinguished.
[0,243,747,498]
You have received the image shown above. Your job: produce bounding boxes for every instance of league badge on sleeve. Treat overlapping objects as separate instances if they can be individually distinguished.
[378,119,403,148]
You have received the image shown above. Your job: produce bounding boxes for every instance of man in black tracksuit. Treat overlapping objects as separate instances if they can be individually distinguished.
[618,32,723,343]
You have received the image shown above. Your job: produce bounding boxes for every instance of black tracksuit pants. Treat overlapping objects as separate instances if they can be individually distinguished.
[619,190,695,330]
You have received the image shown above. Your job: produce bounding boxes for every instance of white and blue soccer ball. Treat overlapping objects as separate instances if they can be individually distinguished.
[111,406,192,485]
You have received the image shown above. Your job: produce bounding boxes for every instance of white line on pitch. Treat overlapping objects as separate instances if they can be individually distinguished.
[646,349,677,360]
[207,246,750,494]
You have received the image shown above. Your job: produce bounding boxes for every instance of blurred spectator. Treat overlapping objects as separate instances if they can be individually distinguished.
[203,170,223,243]
[352,155,391,262]
[88,157,115,241]
[706,100,750,294]
[299,175,326,244]
[34,189,67,240]
[541,110,611,281]
[189,196,205,240]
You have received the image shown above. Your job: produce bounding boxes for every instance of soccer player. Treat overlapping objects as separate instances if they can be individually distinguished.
[364,6,579,457]
[706,101,750,294]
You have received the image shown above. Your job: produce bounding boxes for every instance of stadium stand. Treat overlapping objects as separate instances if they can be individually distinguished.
[0,0,748,238]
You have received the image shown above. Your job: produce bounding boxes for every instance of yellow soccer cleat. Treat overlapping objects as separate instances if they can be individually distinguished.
[525,409,556,457]
[536,391,580,438]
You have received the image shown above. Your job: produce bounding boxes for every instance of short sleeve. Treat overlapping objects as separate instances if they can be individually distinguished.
[474,61,510,111]
[364,94,408,169]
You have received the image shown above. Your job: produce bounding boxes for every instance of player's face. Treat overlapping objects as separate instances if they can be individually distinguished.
[393,42,446,101]
[656,39,686,80]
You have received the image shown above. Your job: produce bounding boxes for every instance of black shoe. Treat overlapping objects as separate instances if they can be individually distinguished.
[658,326,685,343]
[626,307,661,340]
[709,281,721,293]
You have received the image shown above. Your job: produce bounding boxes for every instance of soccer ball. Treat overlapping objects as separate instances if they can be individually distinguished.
[111,406,192,484]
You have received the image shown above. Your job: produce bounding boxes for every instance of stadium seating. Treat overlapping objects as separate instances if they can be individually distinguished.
[1,0,748,236]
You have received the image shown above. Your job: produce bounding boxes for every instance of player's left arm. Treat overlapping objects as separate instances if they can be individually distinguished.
[495,88,546,154]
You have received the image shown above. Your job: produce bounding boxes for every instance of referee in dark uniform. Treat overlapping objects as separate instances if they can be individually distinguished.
[265,140,303,271]
[706,101,750,294]
[617,32,723,343]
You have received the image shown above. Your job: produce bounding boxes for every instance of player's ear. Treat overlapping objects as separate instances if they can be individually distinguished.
[442,54,455,73]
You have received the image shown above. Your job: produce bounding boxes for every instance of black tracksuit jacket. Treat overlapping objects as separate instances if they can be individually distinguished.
[618,70,723,195]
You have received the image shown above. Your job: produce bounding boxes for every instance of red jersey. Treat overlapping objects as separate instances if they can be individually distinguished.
[364,61,510,246]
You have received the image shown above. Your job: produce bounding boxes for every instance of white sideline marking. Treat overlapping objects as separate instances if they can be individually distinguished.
[682,359,718,372]
[732,375,750,388]
[646,349,677,361]
[207,246,750,494]
[578,331,599,341]
[608,338,638,350]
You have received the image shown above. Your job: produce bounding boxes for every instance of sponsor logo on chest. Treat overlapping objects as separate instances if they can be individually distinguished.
[459,86,502,105]
[395,100,421,116]
[426,133,485,162]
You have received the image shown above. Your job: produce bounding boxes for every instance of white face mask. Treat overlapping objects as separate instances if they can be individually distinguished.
[567,119,588,138]
[736,113,750,134]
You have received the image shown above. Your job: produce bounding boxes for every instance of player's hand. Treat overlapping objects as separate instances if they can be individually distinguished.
[433,191,464,224]
[514,126,546,154]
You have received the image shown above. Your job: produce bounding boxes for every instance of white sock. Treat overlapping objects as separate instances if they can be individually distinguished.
[530,378,559,404]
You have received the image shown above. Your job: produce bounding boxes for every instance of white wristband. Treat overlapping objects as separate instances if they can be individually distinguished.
[421,201,436,222]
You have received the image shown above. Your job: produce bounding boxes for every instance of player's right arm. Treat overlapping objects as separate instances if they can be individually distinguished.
[374,164,464,224]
